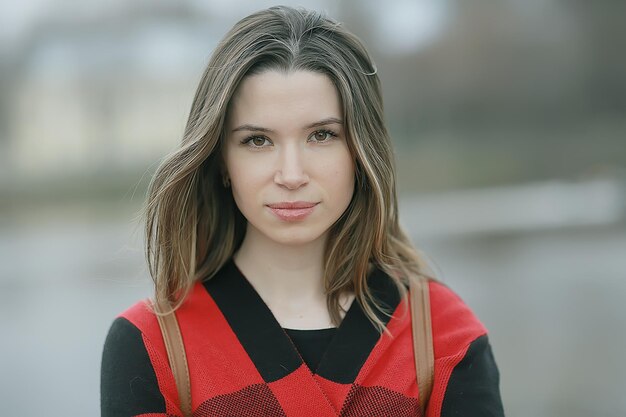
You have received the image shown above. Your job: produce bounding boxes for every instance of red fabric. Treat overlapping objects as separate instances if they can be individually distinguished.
[135,414,169,417]
[120,280,486,417]
[427,281,487,417]
[176,284,265,407]
[270,366,337,416]
[123,302,182,417]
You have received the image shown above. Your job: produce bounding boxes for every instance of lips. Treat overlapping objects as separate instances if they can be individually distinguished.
[266,201,318,209]
[266,201,319,221]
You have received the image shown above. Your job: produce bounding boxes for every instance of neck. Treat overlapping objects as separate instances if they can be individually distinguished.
[233,226,327,303]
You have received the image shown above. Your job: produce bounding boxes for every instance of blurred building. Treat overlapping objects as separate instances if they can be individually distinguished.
[5,3,221,180]
[2,0,625,191]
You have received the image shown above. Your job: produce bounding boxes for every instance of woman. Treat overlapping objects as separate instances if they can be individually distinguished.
[101,6,504,417]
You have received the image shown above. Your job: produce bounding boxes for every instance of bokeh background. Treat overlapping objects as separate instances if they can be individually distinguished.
[1,1,625,416]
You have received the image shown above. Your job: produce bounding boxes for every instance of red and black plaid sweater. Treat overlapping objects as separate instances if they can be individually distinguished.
[101,259,504,416]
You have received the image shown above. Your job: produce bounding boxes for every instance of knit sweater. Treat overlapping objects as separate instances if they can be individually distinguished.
[101,259,504,416]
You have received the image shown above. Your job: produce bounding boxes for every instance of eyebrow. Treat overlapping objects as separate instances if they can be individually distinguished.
[231,117,343,133]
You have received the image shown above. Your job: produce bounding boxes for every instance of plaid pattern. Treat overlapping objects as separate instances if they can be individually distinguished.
[105,261,501,417]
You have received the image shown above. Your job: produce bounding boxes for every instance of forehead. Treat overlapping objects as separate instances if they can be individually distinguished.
[227,70,342,127]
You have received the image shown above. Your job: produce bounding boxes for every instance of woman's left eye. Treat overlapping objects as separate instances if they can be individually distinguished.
[309,129,337,143]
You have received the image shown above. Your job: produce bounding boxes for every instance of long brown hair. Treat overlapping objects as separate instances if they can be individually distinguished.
[145,6,432,331]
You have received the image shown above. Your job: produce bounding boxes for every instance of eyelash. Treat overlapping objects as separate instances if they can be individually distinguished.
[241,129,339,148]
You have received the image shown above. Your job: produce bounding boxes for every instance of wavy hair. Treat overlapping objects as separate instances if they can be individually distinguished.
[145,5,432,331]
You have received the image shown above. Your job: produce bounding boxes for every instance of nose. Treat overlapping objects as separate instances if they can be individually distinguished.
[273,143,309,190]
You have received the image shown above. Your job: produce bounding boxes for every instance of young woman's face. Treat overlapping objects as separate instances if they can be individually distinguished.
[223,70,355,246]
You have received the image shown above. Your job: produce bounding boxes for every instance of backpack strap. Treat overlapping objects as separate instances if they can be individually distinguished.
[410,277,435,415]
[153,301,192,417]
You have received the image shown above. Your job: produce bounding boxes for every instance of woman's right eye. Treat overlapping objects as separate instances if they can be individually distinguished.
[241,136,271,148]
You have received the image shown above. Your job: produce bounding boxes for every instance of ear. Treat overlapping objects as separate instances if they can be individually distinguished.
[221,175,231,188]
[218,156,230,188]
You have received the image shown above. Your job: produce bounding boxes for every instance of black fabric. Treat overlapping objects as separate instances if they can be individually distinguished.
[101,317,165,417]
[441,335,505,417]
[203,260,304,382]
[315,267,401,383]
[283,327,338,372]
[204,259,401,384]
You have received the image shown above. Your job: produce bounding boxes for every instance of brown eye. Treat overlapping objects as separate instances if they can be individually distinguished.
[310,129,336,143]
[242,136,270,147]
[252,137,266,146]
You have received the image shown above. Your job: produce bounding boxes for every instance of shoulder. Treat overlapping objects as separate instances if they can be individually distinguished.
[102,299,164,375]
[109,281,215,353]
[427,280,488,359]
[118,298,159,334]
[101,297,185,416]
[424,282,505,416]
[101,314,157,379]
[101,313,168,416]
[102,297,172,375]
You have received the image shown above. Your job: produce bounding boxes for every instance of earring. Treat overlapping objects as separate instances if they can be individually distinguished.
[222,175,230,188]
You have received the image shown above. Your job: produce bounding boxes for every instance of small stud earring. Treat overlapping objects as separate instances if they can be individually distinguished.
[222,175,230,187]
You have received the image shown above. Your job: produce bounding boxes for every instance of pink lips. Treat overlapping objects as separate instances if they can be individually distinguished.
[266,201,318,221]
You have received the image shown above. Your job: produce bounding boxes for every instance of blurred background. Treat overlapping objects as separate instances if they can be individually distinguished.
[1,0,625,416]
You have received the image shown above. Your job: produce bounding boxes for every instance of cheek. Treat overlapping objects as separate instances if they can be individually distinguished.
[321,152,355,196]
[227,155,267,189]
[225,158,257,208]
[329,165,354,188]
[339,170,356,202]
[230,176,259,209]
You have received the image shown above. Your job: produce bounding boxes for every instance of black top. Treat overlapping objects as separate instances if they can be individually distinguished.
[283,327,338,372]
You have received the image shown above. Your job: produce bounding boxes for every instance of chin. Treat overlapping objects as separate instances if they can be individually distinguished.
[267,228,327,246]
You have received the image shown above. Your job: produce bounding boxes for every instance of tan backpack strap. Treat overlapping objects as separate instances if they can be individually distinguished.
[410,277,435,415]
[153,301,192,417]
